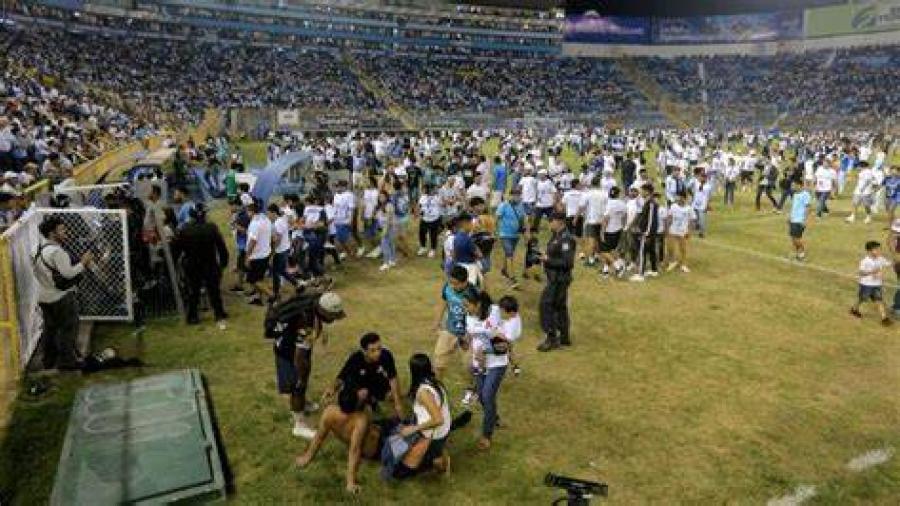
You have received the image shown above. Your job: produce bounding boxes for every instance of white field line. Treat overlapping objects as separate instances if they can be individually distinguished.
[767,485,817,506]
[846,448,895,472]
[704,239,900,290]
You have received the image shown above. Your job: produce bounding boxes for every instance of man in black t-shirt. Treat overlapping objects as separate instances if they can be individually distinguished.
[325,332,404,420]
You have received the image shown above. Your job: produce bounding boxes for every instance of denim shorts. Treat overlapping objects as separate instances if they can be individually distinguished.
[335,224,352,244]
[858,284,883,302]
[500,237,518,258]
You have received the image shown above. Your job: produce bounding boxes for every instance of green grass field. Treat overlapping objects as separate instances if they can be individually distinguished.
[1,140,898,505]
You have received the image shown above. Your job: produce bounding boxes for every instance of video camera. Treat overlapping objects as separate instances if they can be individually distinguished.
[545,473,608,506]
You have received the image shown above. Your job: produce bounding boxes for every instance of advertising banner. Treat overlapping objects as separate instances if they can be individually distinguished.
[276,109,300,127]
[564,13,651,44]
[655,11,803,43]
[805,0,900,37]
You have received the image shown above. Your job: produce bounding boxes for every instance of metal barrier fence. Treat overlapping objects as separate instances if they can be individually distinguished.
[0,208,132,376]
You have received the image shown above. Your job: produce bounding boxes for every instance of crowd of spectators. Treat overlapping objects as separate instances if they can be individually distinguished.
[638,46,900,125]
[359,56,637,116]
[2,25,382,124]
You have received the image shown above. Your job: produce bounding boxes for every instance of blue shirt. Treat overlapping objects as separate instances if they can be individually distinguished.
[453,231,478,264]
[442,283,474,337]
[790,190,811,224]
[493,164,507,192]
[496,201,524,239]
[176,201,195,228]
[885,175,900,203]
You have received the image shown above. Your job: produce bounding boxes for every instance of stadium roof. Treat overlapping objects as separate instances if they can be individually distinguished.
[463,0,846,17]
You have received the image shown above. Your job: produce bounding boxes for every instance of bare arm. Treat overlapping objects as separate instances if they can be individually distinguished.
[389,377,403,419]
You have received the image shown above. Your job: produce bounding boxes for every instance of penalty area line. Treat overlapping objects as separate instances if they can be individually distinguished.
[703,239,899,289]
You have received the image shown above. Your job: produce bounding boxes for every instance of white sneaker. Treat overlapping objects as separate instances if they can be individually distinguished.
[292,424,317,440]
[680,265,691,273]
[666,262,678,272]
[646,271,659,278]
[339,252,347,260]
[864,216,872,224]
[379,263,391,271]
[460,389,477,407]
[428,250,436,258]
[845,214,856,223]
[417,247,427,256]
[356,246,366,257]
[629,274,645,282]
[217,321,228,331]
[389,261,398,268]
[366,246,382,258]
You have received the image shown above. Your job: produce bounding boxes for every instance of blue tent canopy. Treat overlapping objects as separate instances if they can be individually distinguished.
[251,151,311,206]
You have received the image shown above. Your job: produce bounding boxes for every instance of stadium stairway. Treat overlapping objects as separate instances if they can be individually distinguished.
[341,53,418,130]
[616,58,702,129]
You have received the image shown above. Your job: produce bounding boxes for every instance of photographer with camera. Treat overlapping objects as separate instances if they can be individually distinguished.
[34,216,94,370]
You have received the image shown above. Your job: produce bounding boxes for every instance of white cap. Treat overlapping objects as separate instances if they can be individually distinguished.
[317,291,345,318]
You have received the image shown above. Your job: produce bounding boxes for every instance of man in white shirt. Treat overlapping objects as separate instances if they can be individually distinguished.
[533,170,557,233]
[518,168,538,227]
[580,176,608,266]
[561,181,584,242]
[599,186,627,278]
[332,180,357,259]
[34,216,94,370]
[814,162,835,217]
[847,164,876,224]
[245,202,273,306]
[269,203,296,301]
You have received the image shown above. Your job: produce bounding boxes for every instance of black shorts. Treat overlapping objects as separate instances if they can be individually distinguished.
[585,224,603,241]
[565,217,578,236]
[600,231,621,252]
[246,258,269,283]
[858,285,883,302]
[788,222,805,239]
[573,216,584,238]
[534,206,553,219]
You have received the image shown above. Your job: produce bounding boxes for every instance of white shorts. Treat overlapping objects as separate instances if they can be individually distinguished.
[490,191,503,208]
[458,262,483,288]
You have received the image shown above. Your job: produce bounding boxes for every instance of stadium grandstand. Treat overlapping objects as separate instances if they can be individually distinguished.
[0,0,899,504]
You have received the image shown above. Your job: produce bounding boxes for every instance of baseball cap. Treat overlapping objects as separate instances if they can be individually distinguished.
[318,291,346,319]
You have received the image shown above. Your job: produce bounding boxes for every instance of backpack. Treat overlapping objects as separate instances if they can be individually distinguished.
[263,292,319,339]
[34,244,83,291]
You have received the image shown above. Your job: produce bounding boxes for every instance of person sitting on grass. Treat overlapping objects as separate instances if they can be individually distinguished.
[849,240,894,326]
[296,354,471,494]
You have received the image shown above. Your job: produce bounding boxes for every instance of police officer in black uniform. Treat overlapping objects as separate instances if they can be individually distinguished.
[175,203,229,326]
[537,211,577,352]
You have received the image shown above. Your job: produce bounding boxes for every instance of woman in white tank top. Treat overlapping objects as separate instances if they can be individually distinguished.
[393,354,451,478]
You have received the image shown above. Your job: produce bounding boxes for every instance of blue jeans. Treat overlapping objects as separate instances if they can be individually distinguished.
[475,365,507,439]
[303,230,325,277]
[381,225,397,264]
[815,191,830,217]
[271,250,293,296]
[694,209,707,236]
